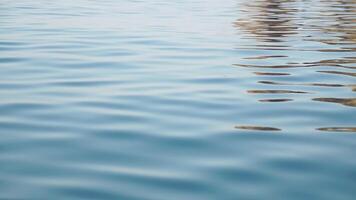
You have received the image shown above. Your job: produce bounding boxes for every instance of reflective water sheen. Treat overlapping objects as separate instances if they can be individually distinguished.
[1,0,356,199]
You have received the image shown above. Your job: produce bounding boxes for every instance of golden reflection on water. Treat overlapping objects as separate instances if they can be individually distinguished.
[234,0,356,133]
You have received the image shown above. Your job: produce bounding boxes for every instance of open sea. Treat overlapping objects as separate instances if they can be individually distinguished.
[0,0,355,199]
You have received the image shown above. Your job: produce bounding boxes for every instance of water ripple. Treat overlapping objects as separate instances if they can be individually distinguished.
[0,0,356,199]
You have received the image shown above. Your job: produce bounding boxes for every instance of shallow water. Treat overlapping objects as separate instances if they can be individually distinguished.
[0,0,356,199]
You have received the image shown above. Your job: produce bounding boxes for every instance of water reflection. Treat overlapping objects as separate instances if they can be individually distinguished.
[305,1,356,50]
[235,125,281,131]
[259,98,293,102]
[313,98,356,107]
[317,127,356,132]
[254,72,290,76]
[304,57,356,69]
[234,0,298,42]
[317,70,356,77]
[244,55,288,60]
[247,90,308,94]
[258,81,345,87]
[1,1,356,199]
[234,63,314,68]
[234,0,356,132]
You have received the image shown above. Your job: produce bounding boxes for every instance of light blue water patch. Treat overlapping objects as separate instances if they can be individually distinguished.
[0,0,355,199]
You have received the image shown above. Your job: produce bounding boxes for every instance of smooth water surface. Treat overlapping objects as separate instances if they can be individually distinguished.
[0,0,356,199]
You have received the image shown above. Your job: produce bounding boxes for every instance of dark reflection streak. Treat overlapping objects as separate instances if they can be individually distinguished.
[235,125,281,131]
[317,71,356,77]
[235,63,354,69]
[247,44,290,48]
[309,83,346,87]
[318,48,356,52]
[258,81,345,87]
[259,99,293,102]
[254,72,291,76]
[304,39,355,46]
[304,58,356,69]
[317,127,356,133]
[243,55,288,60]
[236,48,356,55]
[312,98,356,107]
[235,47,291,51]
[248,90,308,94]
[234,64,316,69]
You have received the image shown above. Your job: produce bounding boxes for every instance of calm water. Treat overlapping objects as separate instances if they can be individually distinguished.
[1,0,356,199]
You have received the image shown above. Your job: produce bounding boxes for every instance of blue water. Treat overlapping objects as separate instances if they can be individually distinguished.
[1,0,356,199]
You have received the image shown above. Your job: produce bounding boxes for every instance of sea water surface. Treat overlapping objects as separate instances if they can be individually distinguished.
[0,0,356,199]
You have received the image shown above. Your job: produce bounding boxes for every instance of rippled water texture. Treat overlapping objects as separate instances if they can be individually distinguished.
[1,0,356,199]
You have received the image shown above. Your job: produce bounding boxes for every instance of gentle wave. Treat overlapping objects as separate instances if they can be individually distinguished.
[0,0,356,199]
